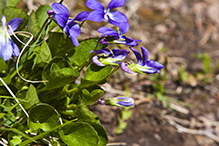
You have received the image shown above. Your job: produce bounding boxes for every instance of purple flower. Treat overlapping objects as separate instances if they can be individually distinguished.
[92,48,129,66]
[98,97,134,107]
[48,3,89,46]
[121,47,164,74]
[0,15,22,61]
[86,0,128,27]
[98,24,142,46]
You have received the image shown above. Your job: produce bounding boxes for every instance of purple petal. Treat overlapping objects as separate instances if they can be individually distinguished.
[95,48,111,55]
[141,68,160,74]
[54,14,68,28]
[100,38,108,45]
[107,11,128,23]
[119,36,141,46]
[121,62,135,74]
[97,27,118,36]
[52,3,69,27]
[11,40,20,56]
[140,47,149,66]
[65,21,81,46]
[52,3,69,16]
[74,11,89,22]
[87,10,105,22]
[118,22,129,34]
[67,21,80,38]
[7,18,22,34]
[112,49,129,60]
[108,0,126,9]
[86,0,104,11]
[0,42,13,61]
[70,36,79,47]
[1,15,6,30]
[116,97,134,107]
[92,55,105,66]
[129,47,142,64]
[98,26,115,33]
[47,10,55,16]
[97,99,106,105]
[146,60,164,70]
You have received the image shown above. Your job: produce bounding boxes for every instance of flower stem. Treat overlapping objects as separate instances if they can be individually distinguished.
[77,37,103,72]
[0,77,29,118]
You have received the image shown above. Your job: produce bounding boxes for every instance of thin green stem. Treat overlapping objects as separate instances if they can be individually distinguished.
[32,17,50,44]
[0,77,29,118]
[77,37,104,72]
[19,118,78,146]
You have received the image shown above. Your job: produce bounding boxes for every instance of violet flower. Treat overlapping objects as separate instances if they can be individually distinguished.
[0,15,22,61]
[98,97,134,107]
[47,2,88,47]
[92,48,129,66]
[121,47,164,74]
[98,24,142,46]
[85,0,128,27]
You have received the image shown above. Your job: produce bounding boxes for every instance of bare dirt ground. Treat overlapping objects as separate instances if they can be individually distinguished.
[22,0,219,145]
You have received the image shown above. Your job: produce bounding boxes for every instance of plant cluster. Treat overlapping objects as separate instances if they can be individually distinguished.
[0,0,163,145]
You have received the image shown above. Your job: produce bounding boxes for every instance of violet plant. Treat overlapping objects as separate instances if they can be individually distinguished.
[0,0,163,145]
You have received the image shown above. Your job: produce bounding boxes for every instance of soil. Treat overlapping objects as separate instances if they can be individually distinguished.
[21,0,219,145]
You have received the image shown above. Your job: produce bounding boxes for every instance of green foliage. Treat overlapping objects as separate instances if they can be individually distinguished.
[21,84,40,109]
[0,1,144,145]
[3,7,28,30]
[178,65,188,82]
[195,53,211,74]
[28,103,61,132]
[27,12,41,37]
[115,108,133,134]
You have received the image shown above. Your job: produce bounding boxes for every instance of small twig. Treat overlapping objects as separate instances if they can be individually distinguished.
[12,29,48,83]
[101,83,150,99]
[107,142,127,146]
[0,78,29,118]
[164,115,219,143]
[198,116,219,127]
[169,102,189,115]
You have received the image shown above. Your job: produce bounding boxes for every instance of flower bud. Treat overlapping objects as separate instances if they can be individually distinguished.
[98,97,134,107]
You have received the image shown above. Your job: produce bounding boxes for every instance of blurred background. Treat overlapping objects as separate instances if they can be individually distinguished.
[14,0,219,145]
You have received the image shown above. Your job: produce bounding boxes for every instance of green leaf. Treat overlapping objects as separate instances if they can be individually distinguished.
[27,11,40,36]
[6,0,21,7]
[34,41,52,67]
[72,98,98,122]
[35,5,57,37]
[87,122,108,146]
[115,117,128,134]
[3,7,28,30]
[9,135,22,146]
[82,88,105,105]
[41,57,80,91]
[35,5,51,27]
[85,63,112,81]
[68,38,103,66]
[0,58,8,75]
[28,103,61,132]
[59,122,99,146]
[48,32,76,57]
[21,84,40,109]
[0,75,11,86]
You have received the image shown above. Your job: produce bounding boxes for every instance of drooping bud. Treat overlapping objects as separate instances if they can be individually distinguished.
[98,97,134,107]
